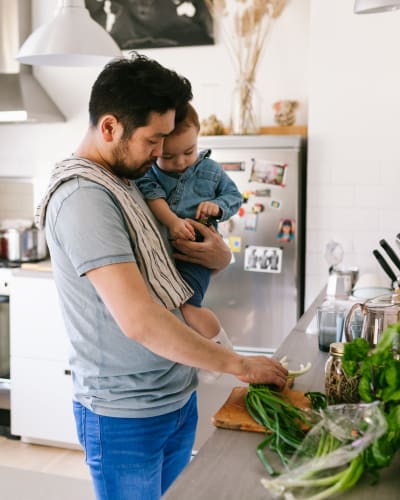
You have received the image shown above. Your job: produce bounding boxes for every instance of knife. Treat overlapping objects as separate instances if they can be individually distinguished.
[372,249,398,286]
[379,238,400,273]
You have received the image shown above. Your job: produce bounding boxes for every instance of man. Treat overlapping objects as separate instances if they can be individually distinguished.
[37,53,287,500]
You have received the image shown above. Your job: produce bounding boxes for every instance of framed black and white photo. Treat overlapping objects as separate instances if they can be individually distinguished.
[86,0,214,50]
[244,245,282,274]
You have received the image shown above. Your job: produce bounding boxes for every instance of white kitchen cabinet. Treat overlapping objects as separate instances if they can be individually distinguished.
[10,272,79,447]
[11,357,78,445]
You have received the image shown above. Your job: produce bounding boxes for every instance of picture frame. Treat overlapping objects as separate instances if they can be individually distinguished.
[249,159,287,187]
[244,246,283,274]
[85,0,214,50]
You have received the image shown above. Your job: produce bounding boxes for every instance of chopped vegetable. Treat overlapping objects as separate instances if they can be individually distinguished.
[279,356,312,378]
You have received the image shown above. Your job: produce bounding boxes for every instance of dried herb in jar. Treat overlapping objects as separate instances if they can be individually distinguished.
[325,342,360,404]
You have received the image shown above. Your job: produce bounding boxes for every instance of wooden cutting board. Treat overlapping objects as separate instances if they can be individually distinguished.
[212,386,311,433]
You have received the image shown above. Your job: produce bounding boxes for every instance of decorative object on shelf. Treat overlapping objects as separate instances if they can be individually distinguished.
[200,114,225,135]
[231,77,261,135]
[273,100,299,126]
[205,0,287,135]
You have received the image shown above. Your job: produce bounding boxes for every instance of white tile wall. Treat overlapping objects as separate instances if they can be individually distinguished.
[306,0,400,308]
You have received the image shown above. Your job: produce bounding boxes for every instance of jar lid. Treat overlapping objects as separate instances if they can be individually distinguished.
[329,342,344,355]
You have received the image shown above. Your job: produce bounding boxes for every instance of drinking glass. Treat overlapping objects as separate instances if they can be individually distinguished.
[317,305,345,352]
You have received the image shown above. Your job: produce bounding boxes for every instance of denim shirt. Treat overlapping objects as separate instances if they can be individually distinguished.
[135,150,243,223]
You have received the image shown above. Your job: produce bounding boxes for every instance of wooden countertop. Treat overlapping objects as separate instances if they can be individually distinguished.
[20,260,52,272]
[164,289,400,500]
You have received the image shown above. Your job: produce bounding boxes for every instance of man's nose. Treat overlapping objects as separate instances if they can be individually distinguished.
[153,141,164,157]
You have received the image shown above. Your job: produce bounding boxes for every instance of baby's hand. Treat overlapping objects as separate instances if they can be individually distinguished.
[169,218,196,240]
[195,201,221,221]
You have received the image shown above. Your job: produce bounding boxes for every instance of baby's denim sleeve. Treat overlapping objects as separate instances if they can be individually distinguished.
[135,170,167,200]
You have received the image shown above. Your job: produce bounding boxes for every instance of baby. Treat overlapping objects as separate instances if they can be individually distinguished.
[136,103,243,353]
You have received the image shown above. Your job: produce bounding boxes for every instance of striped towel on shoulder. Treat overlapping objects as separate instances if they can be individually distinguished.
[35,156,193,310]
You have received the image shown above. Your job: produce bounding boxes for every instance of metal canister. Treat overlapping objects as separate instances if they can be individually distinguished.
[324,342,360,404]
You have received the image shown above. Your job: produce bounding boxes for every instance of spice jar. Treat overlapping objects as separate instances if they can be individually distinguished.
[324,342,360,404]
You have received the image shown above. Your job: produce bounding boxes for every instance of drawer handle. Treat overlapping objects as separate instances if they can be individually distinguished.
[64,369,71,376]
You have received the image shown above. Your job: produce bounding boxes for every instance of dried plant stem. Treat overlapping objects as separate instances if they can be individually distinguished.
[205,0,287,133]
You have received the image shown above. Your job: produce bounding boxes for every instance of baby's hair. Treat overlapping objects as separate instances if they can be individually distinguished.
[173,102,200,135]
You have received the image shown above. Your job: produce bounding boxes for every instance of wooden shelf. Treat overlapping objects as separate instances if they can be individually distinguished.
[221,125,308,136]
[259,125,307,136]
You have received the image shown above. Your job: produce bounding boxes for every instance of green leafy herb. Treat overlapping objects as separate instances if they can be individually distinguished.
[305,391,328,410]
[342,324,400,472]
[260,323,400,499]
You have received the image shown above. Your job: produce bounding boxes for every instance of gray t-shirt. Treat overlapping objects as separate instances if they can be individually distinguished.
[45,176,197,418]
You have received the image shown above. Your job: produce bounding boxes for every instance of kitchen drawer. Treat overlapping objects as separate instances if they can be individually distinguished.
[11,357,79,446]
[10,275,69,361]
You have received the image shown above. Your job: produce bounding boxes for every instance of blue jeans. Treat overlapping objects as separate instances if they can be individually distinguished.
[73,392,198,500]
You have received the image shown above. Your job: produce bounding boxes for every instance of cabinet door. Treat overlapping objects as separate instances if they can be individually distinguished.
[11,357,79,446]
[10,275,69,361]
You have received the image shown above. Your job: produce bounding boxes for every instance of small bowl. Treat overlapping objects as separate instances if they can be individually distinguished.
[353,273,390,290]
[352,287,392,300]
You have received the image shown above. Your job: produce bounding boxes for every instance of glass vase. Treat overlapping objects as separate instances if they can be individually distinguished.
[230,78,260,135]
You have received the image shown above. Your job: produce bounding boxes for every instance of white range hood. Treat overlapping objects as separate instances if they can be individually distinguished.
[0,0,65,124]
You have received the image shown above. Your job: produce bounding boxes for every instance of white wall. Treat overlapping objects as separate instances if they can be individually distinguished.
[305,1,400,306]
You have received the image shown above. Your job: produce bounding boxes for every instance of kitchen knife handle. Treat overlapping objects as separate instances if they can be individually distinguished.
[379,239,400,273]
[372,249,397,283]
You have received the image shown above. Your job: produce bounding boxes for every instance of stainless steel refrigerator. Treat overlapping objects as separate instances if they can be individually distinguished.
[197,134,306,353]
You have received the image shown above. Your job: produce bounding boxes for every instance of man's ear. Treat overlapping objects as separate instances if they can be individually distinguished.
[100,114,121,142]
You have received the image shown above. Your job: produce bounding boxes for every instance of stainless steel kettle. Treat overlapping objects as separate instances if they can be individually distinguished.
[344,291,400,346]
[326,267,359,298]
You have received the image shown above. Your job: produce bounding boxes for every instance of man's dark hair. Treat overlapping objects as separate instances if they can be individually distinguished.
[89,52,193,138]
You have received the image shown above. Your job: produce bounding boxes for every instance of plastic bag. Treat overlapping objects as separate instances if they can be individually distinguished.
[261,402,387,499]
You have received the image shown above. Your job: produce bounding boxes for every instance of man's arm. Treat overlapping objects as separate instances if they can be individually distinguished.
[87,261,288,388]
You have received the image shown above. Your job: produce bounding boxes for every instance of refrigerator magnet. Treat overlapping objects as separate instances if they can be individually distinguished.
[249,159,287,187]
[252,203,264,214]
[244,245,282,273]
[277,218,295,242]
[244,213,258,231]
[229,236,242,253]
[223,238,235,264]
[269,199,281,210]
[254,188,271,197]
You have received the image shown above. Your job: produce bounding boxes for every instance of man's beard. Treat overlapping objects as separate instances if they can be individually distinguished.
[110,141,153,180]
[111,162,150,180]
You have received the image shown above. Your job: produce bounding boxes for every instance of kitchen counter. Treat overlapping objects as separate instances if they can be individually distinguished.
[164,289,400,500]
[19,259,52,273]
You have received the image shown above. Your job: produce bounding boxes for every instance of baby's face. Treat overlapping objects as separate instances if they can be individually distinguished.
[157,126,198,174]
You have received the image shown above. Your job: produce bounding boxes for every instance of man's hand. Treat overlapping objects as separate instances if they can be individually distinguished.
[236,356,288,391]
[172,219,231,272]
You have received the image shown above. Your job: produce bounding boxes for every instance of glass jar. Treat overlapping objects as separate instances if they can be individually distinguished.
[230,78,260,135]
[324,342,360,404]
